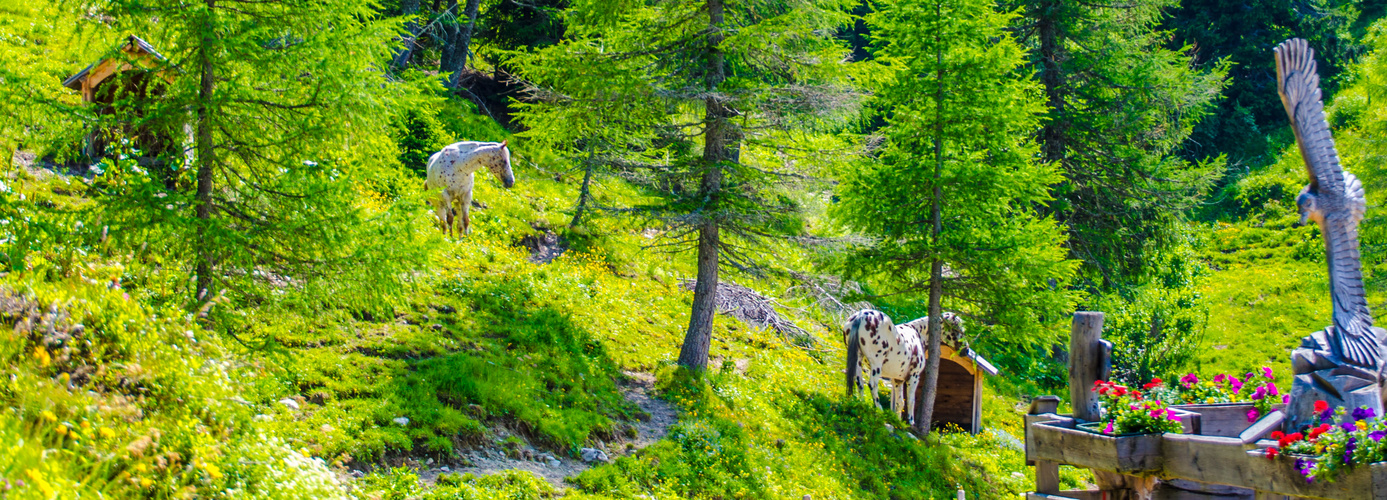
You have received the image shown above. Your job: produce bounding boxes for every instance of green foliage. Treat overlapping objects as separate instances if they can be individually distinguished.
[394,107,453,176]
[1020,0,1229,288]
[1094,247,1210,385]
[835,0,1076,345]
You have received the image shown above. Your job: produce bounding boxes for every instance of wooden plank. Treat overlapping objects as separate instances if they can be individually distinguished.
[971,370,983,434]
[1238,411,1283,444]
[1031,420,1162,474]
[1036,459,1059,494]
[1172,404,1259,438]
[1170,407,1202,435]
[1026,414,1073,464]
[1156,478,1255,499]
[1069,312,1105,422]
[1161,434,1259,488]
[1027,491,1108,500]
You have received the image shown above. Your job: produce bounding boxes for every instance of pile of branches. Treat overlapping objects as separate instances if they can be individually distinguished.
[678,279,810,342]
[785,272,872,322]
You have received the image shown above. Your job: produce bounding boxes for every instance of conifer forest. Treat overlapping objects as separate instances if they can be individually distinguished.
[1,0,1385,497]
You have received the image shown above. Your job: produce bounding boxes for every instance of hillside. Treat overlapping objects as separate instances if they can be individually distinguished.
[1,118,1079,498]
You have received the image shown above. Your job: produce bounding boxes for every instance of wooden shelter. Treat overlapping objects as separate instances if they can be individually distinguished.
[932,341,999,434]
[62,35,181,176]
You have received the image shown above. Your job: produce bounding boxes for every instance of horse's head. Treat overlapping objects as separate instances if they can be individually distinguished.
[487,140,515,188]
[939,312,966,344]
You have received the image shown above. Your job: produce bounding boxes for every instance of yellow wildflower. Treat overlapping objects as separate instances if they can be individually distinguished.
[99,427,115,439]
[40,410,56,422]
[55,425,67,436]
[1358,421,1369,431]
[139,477,152,488]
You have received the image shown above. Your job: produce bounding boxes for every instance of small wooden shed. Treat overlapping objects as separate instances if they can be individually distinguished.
[931,341,999,434]
[62,35,180,174]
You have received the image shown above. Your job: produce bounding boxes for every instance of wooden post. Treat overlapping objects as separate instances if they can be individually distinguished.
[1028,395,1062,494]
[1069,312,1104,422]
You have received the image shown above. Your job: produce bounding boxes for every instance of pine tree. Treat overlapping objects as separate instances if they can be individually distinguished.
[95,0,433,310]
[838,0,1076,434]
[513,0,857,371]
[1014,0,1228,290]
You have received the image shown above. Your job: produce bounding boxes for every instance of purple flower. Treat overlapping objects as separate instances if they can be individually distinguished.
[1345,437,1358,464]
[1353,407,1377,421]
[1262,367,1273,379]
[1321,408,1336,423]
[1267,382,1279,397]
[1252,386,1267,400]
[1341,421,1359,433]
[1180,373,1198,387]
[1247,409,1260,423]
[1283,394,1291,404]
[1369,430,1385,442]
[1230,376,1244,393]
[1214,374,1227,386]
[1246,372,1256,382]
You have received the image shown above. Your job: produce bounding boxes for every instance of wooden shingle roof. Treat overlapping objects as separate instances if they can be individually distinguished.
[62,35,168,95]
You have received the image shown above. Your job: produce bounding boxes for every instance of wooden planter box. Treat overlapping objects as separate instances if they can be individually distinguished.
[1029,418,1163,475]
[1243,449,1387,499]
[1172,402,1285,438]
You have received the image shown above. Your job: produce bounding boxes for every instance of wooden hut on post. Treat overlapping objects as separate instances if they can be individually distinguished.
[62,35,182,180]
[933,338,999,434]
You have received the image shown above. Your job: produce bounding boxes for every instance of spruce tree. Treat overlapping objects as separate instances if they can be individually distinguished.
[1014,0,1228,289]
[513,0,857,371]
[838,0,1076,434]
[94,0,432,310]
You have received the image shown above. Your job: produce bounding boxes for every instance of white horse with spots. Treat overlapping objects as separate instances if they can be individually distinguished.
[844,309,966,424]
[425,140,515,237]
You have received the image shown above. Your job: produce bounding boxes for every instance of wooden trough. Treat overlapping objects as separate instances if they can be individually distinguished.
[1026,312,1387,500]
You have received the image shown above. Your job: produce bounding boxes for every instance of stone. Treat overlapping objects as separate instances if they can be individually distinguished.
[1286,327,1387,431]
[350,470,364,478]
[392,417,410,426]
[439,466,450,472]
[580,447,610,463]
[278,398,300,411]
[546,458,561,468]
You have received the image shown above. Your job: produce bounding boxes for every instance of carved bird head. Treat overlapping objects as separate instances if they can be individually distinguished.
[1297,184,1324,227]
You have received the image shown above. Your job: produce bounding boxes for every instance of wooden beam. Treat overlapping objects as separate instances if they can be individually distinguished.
[1036,459,1060,494]
[1238,411,1283,444]
[1069,312,1104,422]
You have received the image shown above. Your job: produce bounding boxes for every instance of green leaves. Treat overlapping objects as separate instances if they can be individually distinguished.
[835,0,1076,345]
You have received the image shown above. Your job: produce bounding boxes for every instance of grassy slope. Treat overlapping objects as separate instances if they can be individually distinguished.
[0,103,1064,499]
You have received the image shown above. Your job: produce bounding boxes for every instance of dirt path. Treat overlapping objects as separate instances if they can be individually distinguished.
[407,371,679,489]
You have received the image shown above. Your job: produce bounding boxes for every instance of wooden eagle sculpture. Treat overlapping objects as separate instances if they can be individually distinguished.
[1276,39,1381,370]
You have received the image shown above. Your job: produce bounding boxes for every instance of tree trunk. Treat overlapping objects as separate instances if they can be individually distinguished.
[439,0,461,82]
[913,0,946,436]
[677,0,730,372]
[195,0,218,301]
[570,146,596,229]
[391,0,422,68]
[1036,0,1065,165]
[444,0,481,88]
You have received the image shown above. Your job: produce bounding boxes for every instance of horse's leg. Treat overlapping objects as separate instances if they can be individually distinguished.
[460,187,473,235]
[868,364,883,410]
[906,369,921,426]
[430,196,448,234]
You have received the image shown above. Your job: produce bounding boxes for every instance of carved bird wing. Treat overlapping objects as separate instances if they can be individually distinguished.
[1276,38,1381,368]
[1276,38,1345,196]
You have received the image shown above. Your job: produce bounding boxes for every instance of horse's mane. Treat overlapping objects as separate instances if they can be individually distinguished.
[900,312,965,344]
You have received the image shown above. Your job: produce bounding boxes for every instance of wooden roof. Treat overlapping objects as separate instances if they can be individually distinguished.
[62,35,168,100]
[938,344,1000,378]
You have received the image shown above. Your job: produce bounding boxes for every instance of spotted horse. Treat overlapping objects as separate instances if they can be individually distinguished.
[843,309,966,424]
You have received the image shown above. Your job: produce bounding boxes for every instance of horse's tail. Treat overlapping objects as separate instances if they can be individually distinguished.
[423,151,444,190]
[845,313,862,399]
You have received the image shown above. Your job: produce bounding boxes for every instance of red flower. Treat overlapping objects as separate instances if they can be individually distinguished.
[1315,400,1329,413]
[1143,378,1164,390]
[1271,431,1284,440]
[1266,447,1280,460]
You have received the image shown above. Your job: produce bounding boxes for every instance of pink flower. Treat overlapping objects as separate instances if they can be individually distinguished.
[1180,373,1199,387]
[1230,376,1244,393]
[1262,367,1273,379]
[1267,382,1279,397]
[1214,374,1227,385]
[1248,409,1260,423]
[1283,394,1291,404]
[1104,421,1114,434]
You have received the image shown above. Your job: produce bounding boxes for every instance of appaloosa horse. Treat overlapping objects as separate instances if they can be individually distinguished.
[844,309,966,423]
[425,140,515,237]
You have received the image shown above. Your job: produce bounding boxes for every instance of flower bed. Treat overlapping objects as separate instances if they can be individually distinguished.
[1029,417,1165,474]
[1092,380,1183,435]
[1263,401,1387,484]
